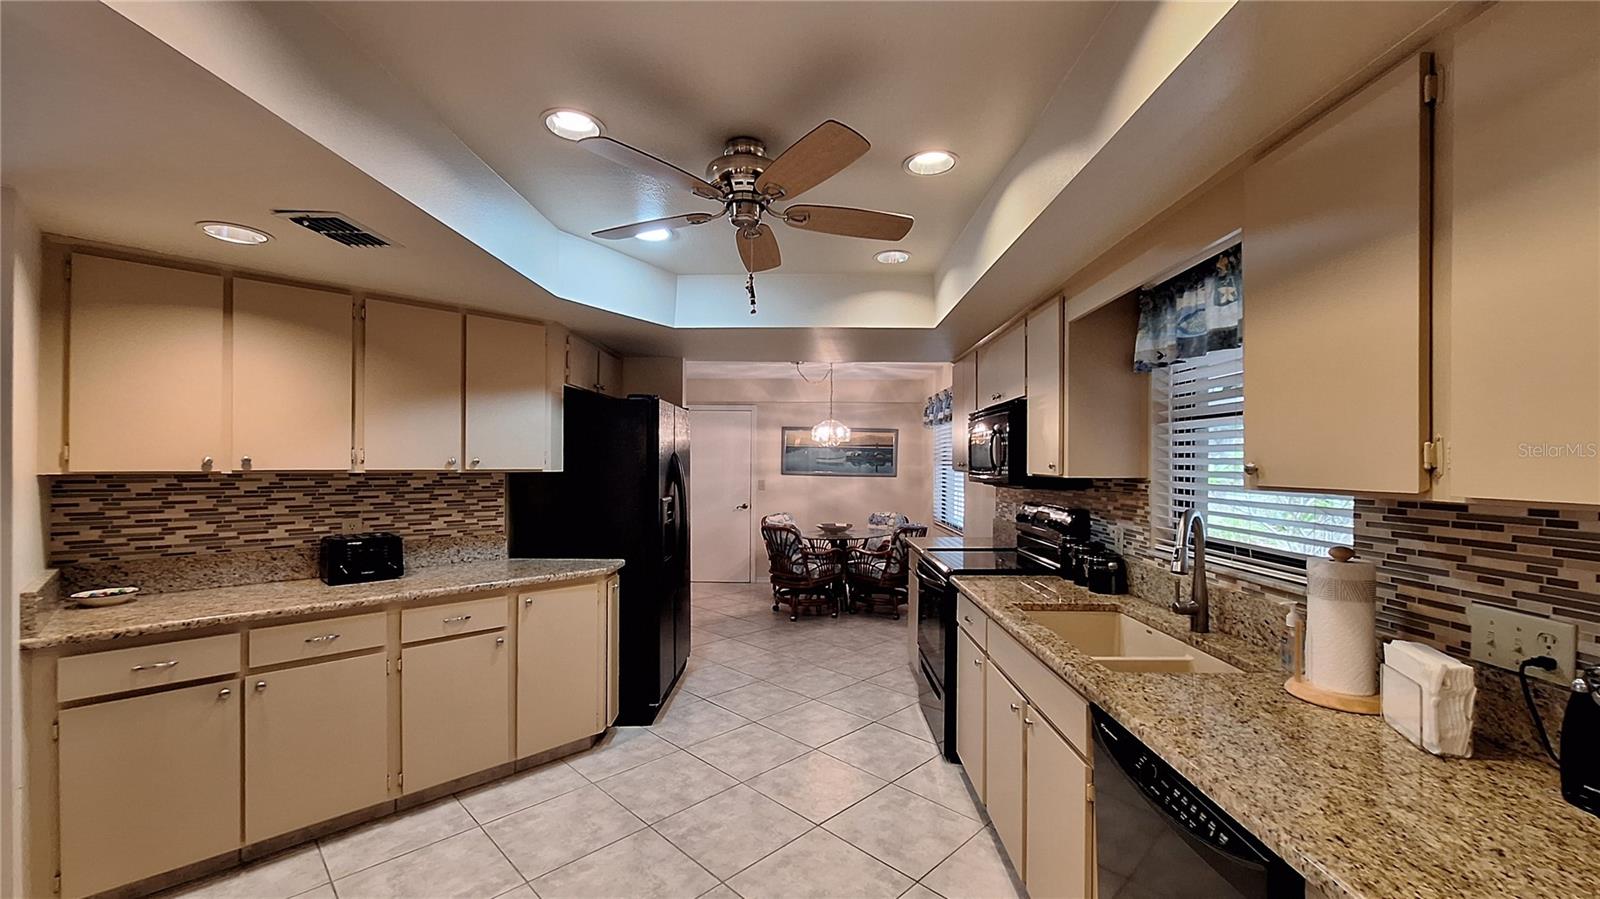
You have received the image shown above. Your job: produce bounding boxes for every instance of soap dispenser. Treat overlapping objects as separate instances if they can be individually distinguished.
[1561,667,1600,818]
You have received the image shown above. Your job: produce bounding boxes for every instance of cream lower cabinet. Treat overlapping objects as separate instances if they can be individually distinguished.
[245,652,389,842]
[402,629,513,792]
[518,582,606,757]
[955,628,987,801]
[58,679,242,899]
[1024,714,1092,899]
[984,665,1028,866]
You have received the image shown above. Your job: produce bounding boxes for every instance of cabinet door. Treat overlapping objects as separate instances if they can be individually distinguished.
[1445,3,1600,504]
[984,665,1026,870]
[566,334,600,391]
[977,324,1027,407]
[597,350,623,397]
[67,254,224,472]
[402,630,512,792]
[465,315,549,471]
[59,680,241,899]
[1026,299,1063,476]
[606,576,621,726]
[245,652,389,843]
[1065,296,1148,478]
[1243,56,1431,494]
[952,352,977,470]
[1024,710,1091,899]
[233,279,353,471]
[518,582,605,757]
[363,299,463,471]
[954,628,986,801]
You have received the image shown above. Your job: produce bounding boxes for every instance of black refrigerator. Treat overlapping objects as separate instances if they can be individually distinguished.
[507,387,691,725]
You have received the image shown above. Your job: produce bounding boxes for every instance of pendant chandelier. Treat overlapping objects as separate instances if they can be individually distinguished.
[804,362,851,447]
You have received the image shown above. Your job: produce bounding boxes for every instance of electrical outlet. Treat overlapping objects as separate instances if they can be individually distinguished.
[1467,602,1576,685]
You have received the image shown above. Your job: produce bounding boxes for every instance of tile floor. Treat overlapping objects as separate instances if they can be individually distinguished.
[164,581,1025,899]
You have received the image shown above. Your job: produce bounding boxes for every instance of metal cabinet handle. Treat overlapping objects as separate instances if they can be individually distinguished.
[201,456,214,470]
[495,636,506,646]
[973,658,983,667]
[524,597,534,607]
[130,660,179,672]
[963,615,973,623]
[1010,702,1021,712]
[218,688,232,699]
[241,455,253,468]
[1024,716,1035,727]
[471,458,481,468]
[1243,462,1260,476]
[255,681,268,692]
[735,502,750,510]
[1047,462,1057,471]
[446,456,458,468]
[442,614,473,623]
[304,633,341,644]
[991,393,1002,401]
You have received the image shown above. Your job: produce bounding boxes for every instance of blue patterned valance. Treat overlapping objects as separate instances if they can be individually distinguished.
[923,388,953,427]
[1133,245,1242,372]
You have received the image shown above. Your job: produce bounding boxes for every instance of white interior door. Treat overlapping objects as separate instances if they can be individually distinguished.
[689,407,753,583]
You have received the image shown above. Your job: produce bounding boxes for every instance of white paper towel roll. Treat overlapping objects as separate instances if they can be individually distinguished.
[1304,554,1378,695]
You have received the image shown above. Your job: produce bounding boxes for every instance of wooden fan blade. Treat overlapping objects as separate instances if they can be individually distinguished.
[781,204,913,240]
[754,120,869,201]
[578,135,723,200]
[736,224,781,272]
[592,212,718,240]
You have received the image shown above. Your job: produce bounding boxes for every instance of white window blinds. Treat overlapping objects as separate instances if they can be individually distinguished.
[933,421,965,532]
[1150,347,1353,578]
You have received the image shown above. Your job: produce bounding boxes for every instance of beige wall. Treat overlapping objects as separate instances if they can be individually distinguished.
[621,357,685,406]
[685,377,934,582]
[2,187,46,899]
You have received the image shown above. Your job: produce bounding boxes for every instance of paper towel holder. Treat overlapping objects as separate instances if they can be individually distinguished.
[1285,546,1382,715]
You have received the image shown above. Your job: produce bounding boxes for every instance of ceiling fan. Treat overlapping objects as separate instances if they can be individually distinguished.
[579,120,914,275]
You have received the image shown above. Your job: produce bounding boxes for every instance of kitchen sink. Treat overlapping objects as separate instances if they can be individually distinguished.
[1024,610,1242,674]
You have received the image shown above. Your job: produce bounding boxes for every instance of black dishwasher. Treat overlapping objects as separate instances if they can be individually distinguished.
[1092,707,1304,898]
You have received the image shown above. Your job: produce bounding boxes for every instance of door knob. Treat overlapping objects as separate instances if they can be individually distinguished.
[735,503,750,510]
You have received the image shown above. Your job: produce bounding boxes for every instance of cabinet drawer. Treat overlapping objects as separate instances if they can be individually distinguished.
[988,624,1089,757]
[402,595,508,643]
[956,594,987,648]
[250,612,387,668]
[58,633,240,703]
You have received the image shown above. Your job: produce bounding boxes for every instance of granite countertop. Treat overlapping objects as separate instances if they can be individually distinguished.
[22,558,625,651]
[951,574,1600,899]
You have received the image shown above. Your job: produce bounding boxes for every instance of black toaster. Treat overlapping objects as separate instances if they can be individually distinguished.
[319,532,404,586]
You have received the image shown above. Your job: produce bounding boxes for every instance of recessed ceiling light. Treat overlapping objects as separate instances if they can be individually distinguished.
[197,221,271,245]
[543,108,603,141]
[874,250,911,265]
[635,228,672,242]
[903,150,958,176]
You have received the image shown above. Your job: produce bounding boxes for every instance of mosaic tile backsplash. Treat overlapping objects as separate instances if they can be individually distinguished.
[997,481,1599,756]
[48,473,507,593]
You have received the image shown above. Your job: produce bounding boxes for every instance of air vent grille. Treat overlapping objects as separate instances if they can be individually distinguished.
[273,210,393,248]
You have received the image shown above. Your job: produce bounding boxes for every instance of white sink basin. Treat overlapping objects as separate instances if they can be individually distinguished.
[1024,610,1242,674]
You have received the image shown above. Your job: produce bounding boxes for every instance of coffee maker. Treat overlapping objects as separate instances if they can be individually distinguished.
[1562,666,1600,817]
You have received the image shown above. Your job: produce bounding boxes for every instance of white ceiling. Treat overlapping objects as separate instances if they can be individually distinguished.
[685,361,948,382]
[314,1,1113,276]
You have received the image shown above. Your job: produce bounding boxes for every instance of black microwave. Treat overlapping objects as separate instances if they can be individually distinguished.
[969,398,1026,484]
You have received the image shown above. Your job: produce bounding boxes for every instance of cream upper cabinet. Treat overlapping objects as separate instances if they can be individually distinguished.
[976,323,1027,408]
[952,351,977,470]
[401,627,512,793]
[1064,296,1148,478]
[58,679,241,899]
[955,627,987,801]
[1024,711,1091,899]
[566,334,600,392]
[1243,55,1432,495]
[1026,299,1063,476]
[233,279,354,471]
[984,665,1027,869]
[466,314,549,471]
[244,652,389,843]
[597,348,623,397]
[362,299,463,471]
[66,254,224,472]
[518,581,606,758]
[1442,3,1600,505]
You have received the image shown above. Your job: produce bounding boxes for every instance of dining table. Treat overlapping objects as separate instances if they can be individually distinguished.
[804,526,892,612]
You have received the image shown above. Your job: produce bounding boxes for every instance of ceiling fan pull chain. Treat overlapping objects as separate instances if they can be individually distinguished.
[746,273,758,315]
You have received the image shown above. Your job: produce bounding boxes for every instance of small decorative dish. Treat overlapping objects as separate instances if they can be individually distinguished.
[69,586,141,608]
[817,522,852,534]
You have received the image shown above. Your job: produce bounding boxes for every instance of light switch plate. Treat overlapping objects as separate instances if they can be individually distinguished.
[1468,602,1576,685]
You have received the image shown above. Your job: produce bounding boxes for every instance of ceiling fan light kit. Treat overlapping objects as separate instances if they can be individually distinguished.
[576,118,918,313]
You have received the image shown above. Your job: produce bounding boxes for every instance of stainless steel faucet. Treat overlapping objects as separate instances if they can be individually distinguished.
[1170,509,1210,633]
